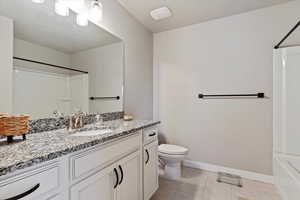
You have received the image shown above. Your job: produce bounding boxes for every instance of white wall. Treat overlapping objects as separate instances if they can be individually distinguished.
[154,1,300,175]
[0,16,13,113]
[71,43,123,114]
[14,38,70,67]
[84,0,153,119]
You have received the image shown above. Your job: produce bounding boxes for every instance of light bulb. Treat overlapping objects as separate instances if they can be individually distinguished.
[55,0,69,16]
[76,14,89,26]
[32,0,45,3]
[90,0,103,21]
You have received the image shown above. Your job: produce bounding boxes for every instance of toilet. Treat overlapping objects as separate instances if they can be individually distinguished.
[158,144,188,180]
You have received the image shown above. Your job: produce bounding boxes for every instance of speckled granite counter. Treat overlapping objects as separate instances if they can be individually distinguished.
[0,120,160,177]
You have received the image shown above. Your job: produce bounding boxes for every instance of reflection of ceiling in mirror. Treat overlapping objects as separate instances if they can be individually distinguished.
[0,0,121,53]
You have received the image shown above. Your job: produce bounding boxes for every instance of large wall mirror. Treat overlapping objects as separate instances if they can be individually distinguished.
[0,0,124,119]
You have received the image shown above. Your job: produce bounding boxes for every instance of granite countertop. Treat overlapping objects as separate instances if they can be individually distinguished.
[0,120,160,177]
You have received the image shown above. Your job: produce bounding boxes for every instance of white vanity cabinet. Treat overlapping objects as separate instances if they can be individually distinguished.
[70,150,142,200]
[70,164,116,200]
[115,151,142,200]
[143,141,159,200]
[0,125,160,200]
[0,162,64,200]
[143,127,159,200]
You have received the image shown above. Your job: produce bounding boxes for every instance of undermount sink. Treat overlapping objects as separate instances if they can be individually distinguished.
[71,129,112,137]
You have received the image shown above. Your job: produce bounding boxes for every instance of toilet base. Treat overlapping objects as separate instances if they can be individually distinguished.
[161,162,182,180]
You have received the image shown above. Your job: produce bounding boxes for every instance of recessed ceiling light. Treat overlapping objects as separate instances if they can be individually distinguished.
[150,7,172,21]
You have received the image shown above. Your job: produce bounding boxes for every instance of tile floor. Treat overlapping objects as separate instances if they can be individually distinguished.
[151,167,282,200]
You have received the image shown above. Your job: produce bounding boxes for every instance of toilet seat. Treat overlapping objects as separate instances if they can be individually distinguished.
[158,144,188,155]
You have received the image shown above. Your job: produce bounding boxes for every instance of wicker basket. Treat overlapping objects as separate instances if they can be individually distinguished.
[0,114,30,136]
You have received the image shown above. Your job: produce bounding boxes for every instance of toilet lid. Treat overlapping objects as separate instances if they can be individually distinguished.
[158,144,188,155]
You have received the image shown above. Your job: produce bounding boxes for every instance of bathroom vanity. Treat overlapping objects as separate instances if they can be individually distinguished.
[0,120,159,200]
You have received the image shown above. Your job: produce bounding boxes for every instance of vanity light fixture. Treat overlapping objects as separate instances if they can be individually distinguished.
[90,0,103,21]
[76,14,89,26]
[33,0,102,27]
[32,0,45,3]
[55,0,70,16]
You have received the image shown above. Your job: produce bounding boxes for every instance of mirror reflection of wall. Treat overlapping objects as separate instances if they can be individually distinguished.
[0,0,124,119]
[13,39,90,119]
[71,42,124,114]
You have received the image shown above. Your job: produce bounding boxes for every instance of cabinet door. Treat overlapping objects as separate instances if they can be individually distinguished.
[70,165,116,200]
[116,151,141,200]
[144,141,159,200]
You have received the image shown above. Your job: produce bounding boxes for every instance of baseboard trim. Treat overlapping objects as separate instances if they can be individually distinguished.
[183,160,274,184]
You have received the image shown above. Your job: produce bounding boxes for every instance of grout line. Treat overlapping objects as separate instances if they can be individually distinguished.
[230,184,237,200]
[201,172,209,200]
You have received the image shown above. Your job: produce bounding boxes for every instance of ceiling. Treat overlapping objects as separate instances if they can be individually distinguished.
[0,0,121,53]
[118,0,293,33]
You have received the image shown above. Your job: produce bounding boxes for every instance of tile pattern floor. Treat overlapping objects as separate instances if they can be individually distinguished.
[151,167,282,200]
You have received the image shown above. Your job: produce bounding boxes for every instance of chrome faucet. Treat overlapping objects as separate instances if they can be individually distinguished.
[67,111,86,131]
[67,115,74,131]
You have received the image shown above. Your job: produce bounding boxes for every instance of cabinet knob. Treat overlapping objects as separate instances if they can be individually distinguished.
[149,132,156,137]
[118,165,124,185]
[113,168,119,189]
[145,149,150,164]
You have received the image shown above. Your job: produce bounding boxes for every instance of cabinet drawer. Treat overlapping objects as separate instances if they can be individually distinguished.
[0,165,60,200]
[71,135,140,180]
[143,126,158,145]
